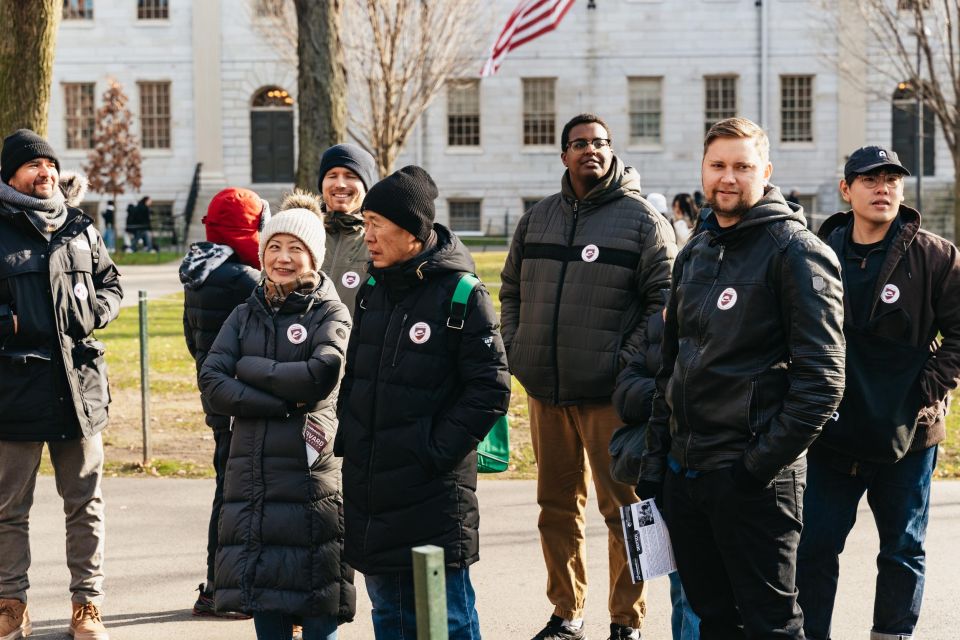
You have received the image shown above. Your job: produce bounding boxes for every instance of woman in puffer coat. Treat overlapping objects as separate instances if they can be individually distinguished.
[200,201,355,640]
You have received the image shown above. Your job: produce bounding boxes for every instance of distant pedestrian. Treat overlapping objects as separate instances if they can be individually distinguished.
[200,201,355,640]
[336,165,510,639]
[126,196,154,251]
[102,199,116,252]
[671,193,697,247]
[0,128,123,640]
[179,187,270,621]
[317,143,378,315]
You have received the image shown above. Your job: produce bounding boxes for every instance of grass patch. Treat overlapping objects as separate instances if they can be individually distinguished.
[460,236,508,248]
[935,406,959,478]
[109,251,182,265]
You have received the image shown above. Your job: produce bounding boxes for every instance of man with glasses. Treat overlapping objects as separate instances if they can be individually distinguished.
[797,146,960,640]
[501,113,675,640]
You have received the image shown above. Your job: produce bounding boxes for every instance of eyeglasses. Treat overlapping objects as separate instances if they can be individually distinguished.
[566,138,611,152]
[858,173,903,189]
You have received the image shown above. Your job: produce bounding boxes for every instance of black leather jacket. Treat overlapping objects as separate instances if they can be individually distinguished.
[640,187,846,485]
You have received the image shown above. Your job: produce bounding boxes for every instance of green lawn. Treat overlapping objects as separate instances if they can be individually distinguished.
[109,251,183,265]
[80,248,959,481]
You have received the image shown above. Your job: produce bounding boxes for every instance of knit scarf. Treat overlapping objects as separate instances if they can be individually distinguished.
[263,270,320,310]
[324,210,363,235]
[0,180,68,234]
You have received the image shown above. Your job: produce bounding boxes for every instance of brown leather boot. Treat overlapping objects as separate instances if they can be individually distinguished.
[69,603,108,640]
[0,598,31,640]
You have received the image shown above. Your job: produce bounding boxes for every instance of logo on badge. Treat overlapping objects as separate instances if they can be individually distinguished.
[409,321,431,344]
[880,283,900,304]
[342,271,360,288]
[581,244,599,262]
[287,323,308,344]
[717,287,737,310]
[878,150,887,159]
[73,282,89,301]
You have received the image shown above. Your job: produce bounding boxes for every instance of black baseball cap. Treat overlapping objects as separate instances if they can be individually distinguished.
[844,146,911,184]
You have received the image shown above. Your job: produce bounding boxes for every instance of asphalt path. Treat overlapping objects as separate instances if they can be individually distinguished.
[22,477,960,639]
[115,261,183,307]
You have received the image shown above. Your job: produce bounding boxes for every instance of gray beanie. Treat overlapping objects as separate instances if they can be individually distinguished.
[258,209,327,271]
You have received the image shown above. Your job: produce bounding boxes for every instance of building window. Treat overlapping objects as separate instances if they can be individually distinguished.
[448,199,482,233]
[63,0,93,19]
[64,83,96,150]
[781,75,814,142]
[628,77,662,145]
[891,82,935,176]
[251,86,295,183]
[138,81,171,149]
[447,80,480,147]
[522,78,556,146]
[704,76,737,134]
[137,0,168,20]
[522,197,542,213]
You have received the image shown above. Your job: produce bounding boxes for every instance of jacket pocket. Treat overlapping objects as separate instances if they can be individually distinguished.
[0,354,58,428]
[74,339,110,418]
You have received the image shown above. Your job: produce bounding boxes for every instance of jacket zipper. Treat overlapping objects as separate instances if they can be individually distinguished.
[392,313,408,367]
[680,242,724,466]
[551,200,579,403]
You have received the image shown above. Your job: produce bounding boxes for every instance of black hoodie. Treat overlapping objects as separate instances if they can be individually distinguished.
[334,224,511,574]
[641,186,846,485]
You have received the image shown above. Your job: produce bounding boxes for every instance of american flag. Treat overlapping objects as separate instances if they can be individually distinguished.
[480,0,576,77]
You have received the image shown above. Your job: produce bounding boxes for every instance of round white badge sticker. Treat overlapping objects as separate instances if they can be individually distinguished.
[409,321,431,344]
[880,283,900,304]
[717,287,738,310]
[73,282,89,301]
[341,271,361,289]
[287,323,308,345]
[581,244,600,263]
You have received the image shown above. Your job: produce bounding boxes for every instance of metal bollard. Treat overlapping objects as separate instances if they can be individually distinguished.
[412,545,447,640]
[138,290,151,464]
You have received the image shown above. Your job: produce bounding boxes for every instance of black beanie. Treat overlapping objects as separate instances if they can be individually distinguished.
[362,165,438,242]
[1,129,60,183]
[317,143,379,192]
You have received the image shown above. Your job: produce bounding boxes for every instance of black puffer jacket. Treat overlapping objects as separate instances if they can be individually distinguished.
[613,308,665,426]
[819,206,960,451]
[180,242,260,431]
[335,225,511,574]
[0,177,122,441]
[500,156,675,405]
[199,276,355,621]
[641,187,846,485]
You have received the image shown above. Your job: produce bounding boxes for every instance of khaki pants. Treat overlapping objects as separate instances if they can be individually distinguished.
[0,435,105,605]
[529,397,646,627]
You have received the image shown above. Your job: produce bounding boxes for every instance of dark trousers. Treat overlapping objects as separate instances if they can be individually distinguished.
[796,445,936,640]
[206,429,232,588]
[663,458,807,640]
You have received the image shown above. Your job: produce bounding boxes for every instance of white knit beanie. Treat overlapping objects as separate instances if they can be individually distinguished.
[258,208,326,270]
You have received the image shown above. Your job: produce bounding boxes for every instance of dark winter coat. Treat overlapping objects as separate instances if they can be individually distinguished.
[322,216,369,317]
[334,225,511,574]
[0,177,123,441]
[819,205,960,450]
[641,187,847,485]
[180,242,260,431]
[500,155,676,405]
[613,308,665,427]
[199,276,355,621]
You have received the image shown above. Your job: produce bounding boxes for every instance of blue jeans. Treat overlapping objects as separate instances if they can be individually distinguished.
[252,612,337,640]
[364,568,480,639]
[796,445,937,639]
[669,571,700,640]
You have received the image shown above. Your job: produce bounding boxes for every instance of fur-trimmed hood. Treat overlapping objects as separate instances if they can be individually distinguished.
[59,171,88,208]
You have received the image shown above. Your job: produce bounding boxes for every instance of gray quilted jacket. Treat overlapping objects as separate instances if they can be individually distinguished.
[500,156,676,404]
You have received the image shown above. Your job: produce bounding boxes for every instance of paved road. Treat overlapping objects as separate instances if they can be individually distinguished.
[115,261,183,307]
[23,477,960,639]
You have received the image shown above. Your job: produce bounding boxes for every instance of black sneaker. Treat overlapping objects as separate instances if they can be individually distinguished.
[531,615,587,640]
[192,583,252,619]
[607,622,640,640]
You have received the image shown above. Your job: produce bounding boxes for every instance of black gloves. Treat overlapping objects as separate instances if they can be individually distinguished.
[635,479,663,505]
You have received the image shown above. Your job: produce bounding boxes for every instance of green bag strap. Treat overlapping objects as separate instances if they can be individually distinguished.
[448,273,481,330]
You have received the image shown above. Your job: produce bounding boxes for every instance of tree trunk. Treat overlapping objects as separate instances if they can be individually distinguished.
[293,0,347,192]
[953,155,960,244]
[0,0,60,137]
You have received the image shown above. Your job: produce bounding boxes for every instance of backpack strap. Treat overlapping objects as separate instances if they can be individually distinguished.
[357,275,377,311]
[447,273,481,330]
[85,225,100,267]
